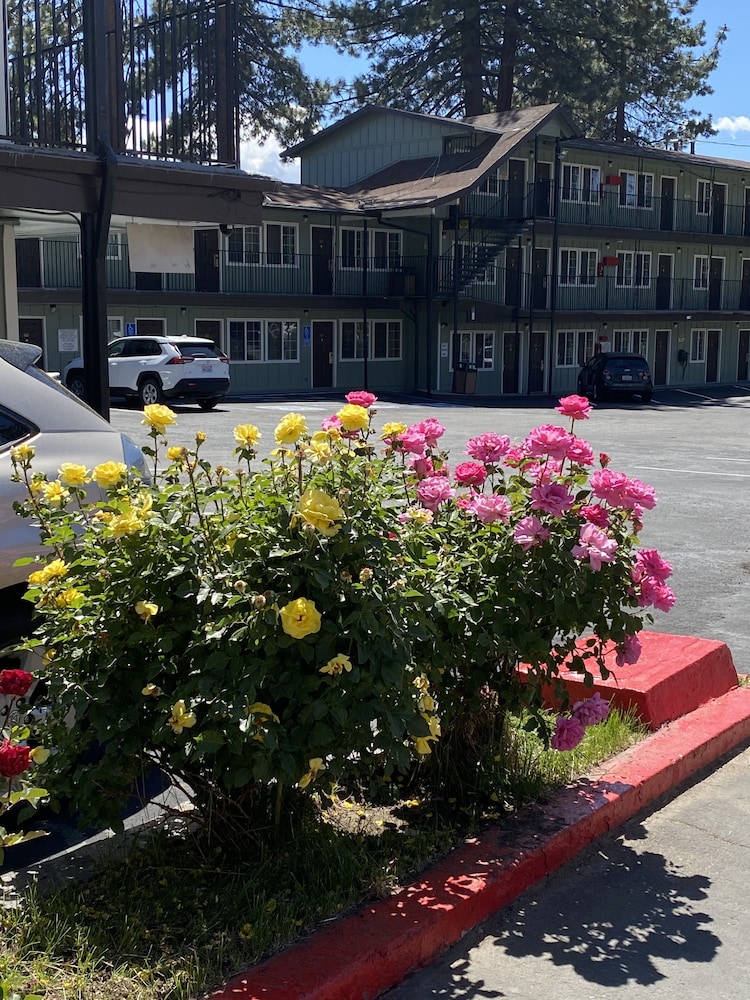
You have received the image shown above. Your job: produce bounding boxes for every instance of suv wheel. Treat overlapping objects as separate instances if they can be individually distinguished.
[139,377,164,407]
[66,372,87,399]
[591,382,605,403]
[641,390,653,403]
[198,397,219,412]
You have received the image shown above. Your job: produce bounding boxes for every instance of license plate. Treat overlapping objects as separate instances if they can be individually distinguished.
[621,374,632,381]
[201,363,214,372]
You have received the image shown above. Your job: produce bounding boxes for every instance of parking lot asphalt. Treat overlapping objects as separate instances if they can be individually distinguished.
[109,383,750,673]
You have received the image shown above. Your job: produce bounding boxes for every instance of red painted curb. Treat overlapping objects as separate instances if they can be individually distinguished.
[518,631,739,729]
[208,684,750,1000]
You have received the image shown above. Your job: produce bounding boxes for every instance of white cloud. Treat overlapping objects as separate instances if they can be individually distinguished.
[714,116,750,136]
[240,135,300,182]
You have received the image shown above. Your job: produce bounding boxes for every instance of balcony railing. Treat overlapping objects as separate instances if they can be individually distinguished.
[20,241,428,298]
[459,182,750,238]
[18,239,750,314]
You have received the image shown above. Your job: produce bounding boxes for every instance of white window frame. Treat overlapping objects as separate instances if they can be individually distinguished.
[690,328,706,363]
[693,255,709,289]
[228,318,299,363]
[226,224,298,267]
[450,331,495,371]
[478,169,500,195]
[106,316,124,342]
[616,251,651,287]
[619,171,653,209]
[696,180,712,215]
[340,228,403,271]
[556,330,595,367]
[561,164,601,204]
[76,232,123,261]
[612,330,648,354]
[340,319,403,361]
[559,248,598,286]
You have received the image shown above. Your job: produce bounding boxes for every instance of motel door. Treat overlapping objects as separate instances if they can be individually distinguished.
[528,332,546,393]
[738,330,750,381]
[194,229,220,293]
[706,330,720,383]
[312,321,334,388]
[312,228,334,295]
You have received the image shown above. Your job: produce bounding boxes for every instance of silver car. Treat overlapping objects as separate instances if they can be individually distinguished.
[1,340,147,651]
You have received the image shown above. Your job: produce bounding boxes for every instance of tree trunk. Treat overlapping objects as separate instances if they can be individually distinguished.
[497,1,520,111]
[460,2,484,117]
[615,101,626,141]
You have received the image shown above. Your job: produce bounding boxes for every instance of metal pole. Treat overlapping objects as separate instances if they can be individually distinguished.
[362,218,369,390]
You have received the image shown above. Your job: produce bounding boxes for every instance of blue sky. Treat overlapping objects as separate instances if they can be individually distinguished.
[241,0,750,178]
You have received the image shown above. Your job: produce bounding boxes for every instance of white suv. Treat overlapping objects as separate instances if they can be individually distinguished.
[62,335,231,411]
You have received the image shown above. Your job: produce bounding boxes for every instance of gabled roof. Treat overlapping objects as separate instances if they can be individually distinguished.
[268,103,578,215]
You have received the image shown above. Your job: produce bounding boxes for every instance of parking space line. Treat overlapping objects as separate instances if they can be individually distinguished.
[634,465,750,478]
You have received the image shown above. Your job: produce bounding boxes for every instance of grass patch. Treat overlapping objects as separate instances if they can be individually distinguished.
[0,708,647,1000]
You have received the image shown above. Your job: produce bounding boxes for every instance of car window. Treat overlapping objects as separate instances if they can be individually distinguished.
[604,357,648,371]
[108,341,126,358]
[175,342,222,359]
[0,406,34,450]
[122,339,160,357]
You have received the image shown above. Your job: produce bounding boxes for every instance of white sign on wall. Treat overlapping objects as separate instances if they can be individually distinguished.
[58,328,79,353]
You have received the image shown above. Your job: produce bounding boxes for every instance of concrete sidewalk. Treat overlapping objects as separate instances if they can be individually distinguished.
[383,742,750,999]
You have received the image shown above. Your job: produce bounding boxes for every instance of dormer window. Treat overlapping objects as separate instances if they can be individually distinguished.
[444,134,479,154]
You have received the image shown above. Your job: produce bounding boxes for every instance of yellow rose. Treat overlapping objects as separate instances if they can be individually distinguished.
[10,443,35,465]
[167,446,186,462]
[41,481,70,507]
[279,598,322,639]
[28,558,68,586]
[92,461,127,489]
[168,700,196,734]
[298,757,325,788]
[135,600,159,622]
[58,463,90,487]
[141,404,177,435]
[296,488,345,537]
[381,421,407,441]
[109,508,145,538]
[336,404,369,433]
[234,423,261,449]
[319,654,352,676]
[54,587,82,608]
[142,683,163,697]
[274,412,308,445]
[29,747,50,765]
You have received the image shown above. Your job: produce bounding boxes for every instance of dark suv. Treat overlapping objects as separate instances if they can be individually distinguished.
[577,352,653,403]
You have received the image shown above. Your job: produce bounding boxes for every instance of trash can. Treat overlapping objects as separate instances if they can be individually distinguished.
[452,362,478,394]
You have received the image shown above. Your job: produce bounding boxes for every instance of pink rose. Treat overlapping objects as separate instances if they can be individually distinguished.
[581,505,610,529]
[321,415,342,432]
[401,428,427,455]
[525,424,575,461]
[551,716,585,751]
[504,446,527,468]
[621,478,657,511]
[345,390,378,408]
[555,394,592,421]
[413,419,446,449]
[599,452,611,467]
[409,456,436,479]
[466,432,511,464]
[565,439,595,466]
[571,523,618,570]
[615,634,643,667]
[571,692,610,727]
[530,482,574,517]
[468,494,512,524]
[513,514,551,551]
[454,461,487,487]
[635,549,672,584]
[417,475,454,512]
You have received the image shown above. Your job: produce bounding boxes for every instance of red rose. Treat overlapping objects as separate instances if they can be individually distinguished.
[0,668,34,697]
[0,739,31,778]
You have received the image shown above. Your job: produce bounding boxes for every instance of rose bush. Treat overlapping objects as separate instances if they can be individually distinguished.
[10,391,672,835]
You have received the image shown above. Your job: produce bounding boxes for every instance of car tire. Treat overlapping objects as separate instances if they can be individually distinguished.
[66,372,87,399]
[138,377,164,407]
[198,397,219,412]
[641,390,653,403]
